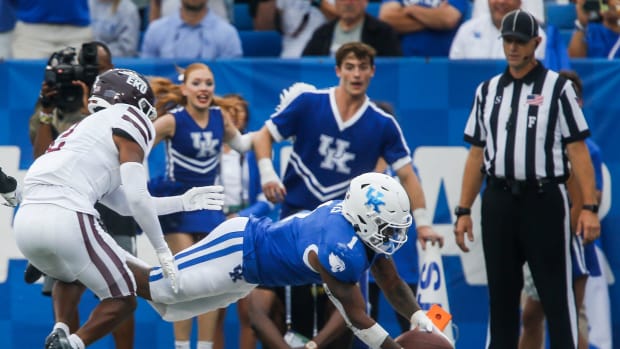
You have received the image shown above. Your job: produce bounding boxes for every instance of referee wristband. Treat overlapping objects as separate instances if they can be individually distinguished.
[413,208,431,228]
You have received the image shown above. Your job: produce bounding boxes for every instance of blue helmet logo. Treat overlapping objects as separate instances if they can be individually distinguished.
[365,187,385,213]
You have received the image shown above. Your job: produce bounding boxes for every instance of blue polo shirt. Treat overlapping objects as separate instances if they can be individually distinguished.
[140,10,242,59]
[382,0,469,56]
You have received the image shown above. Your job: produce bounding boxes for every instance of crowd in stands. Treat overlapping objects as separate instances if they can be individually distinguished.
[1,0,618,60]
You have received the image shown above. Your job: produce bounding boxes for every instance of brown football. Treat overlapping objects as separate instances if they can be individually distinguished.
[394,329,454,349]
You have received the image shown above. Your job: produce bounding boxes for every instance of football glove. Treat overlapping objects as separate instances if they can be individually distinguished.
[181,186,225,211]
[410,310,434,332]
[0,168,18,207]
[156,247,179,294]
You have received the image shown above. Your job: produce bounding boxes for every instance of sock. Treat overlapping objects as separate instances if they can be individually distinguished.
[175,340,190,349]
[197,341,213,349]
[69,334,85,349]
[52,322,70,336]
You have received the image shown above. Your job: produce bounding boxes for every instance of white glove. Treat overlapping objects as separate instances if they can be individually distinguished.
[410,310,433,332]
[0,169,18,207]
[156,248,179,294]
[1,190,18,207]
[182,186,225,211]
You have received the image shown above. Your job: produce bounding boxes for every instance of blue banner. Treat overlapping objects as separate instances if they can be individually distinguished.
[0,58,617,349]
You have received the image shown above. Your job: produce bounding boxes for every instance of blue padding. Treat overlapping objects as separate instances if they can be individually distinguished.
[239,30,282,57]
[367,2,380,17]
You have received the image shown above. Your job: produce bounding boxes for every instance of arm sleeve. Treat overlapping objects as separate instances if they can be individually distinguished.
[119,162,168,252]
[100,185,185,216]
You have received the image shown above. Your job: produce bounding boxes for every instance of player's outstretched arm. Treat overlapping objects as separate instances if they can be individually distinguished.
[311,253,403,349]
[371,258,433,332]
[115,134,179,293]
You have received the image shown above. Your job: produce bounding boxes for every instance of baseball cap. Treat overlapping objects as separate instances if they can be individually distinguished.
[500,9,539,42]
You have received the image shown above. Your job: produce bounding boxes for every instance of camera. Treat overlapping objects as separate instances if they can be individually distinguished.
[43,42,99,112]
[583,0,608,22]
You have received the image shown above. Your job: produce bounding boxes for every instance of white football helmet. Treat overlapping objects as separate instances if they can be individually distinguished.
[341,173,412,255]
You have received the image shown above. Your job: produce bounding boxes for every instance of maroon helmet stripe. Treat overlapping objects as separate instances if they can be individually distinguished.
[127,107,152,141]
[77,212,122,297]
[122,114,148,144]
[87,215,135,294]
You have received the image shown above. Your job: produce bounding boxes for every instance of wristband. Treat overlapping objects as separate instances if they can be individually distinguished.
[582,204,599,214]
[311,0,321,7]
[258,158,280,186]
[454,206,471,218]
[305,340,318,349]
[39,111,53,125]
[574,19,586,32]
[413,208,431,227]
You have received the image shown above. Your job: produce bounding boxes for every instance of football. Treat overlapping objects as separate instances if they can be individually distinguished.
[395,328,454,349]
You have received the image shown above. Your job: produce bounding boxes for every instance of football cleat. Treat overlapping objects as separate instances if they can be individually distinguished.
[24,262,44,284]
[44,328,72,349]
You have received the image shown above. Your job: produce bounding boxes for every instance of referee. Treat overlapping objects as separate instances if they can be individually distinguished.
[453,9,600,349]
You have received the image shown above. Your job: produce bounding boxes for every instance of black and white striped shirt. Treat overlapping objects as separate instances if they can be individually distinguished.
[464,63,590,181]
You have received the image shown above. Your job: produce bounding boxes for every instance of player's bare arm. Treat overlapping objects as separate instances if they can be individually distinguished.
[310,252,403,349]
[371,257,420,320]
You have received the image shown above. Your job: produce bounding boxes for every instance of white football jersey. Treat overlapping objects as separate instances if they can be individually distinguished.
[21,104,155,215]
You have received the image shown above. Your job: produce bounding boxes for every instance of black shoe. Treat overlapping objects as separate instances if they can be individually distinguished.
[24,262,44,284]
[44,328,72,349]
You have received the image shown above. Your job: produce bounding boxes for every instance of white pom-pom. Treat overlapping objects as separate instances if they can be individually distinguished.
[276,82,317,112]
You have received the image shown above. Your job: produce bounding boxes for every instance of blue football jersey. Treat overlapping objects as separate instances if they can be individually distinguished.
[165,107,224,187]
[242,200,376,286]
[266,88,412,212]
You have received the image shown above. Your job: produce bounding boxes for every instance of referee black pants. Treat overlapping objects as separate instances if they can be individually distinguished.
[481,179,577,349]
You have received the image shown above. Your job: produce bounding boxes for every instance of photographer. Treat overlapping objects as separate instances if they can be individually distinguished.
[26,41,138,349]
[568,0,620,58]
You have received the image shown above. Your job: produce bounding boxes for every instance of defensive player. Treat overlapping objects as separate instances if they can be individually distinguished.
[12,68,225,349]
[127,172,437,349]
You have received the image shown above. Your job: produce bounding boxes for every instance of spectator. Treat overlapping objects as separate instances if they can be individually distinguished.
[141,0,242,59]
[11,0,93,59]
[25,42,138,349]
[378,0,468,56]
[453,10,600,348]
[471,0,545,25]
[250,0,339,58]
[149,63,255,349]
[303,0,402,56]
[0,0,16,59]
[450,0,546,59]
[251,42,443,349]
[89,0,140,57]
[149,0,233,23]
[568,0,620,58]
